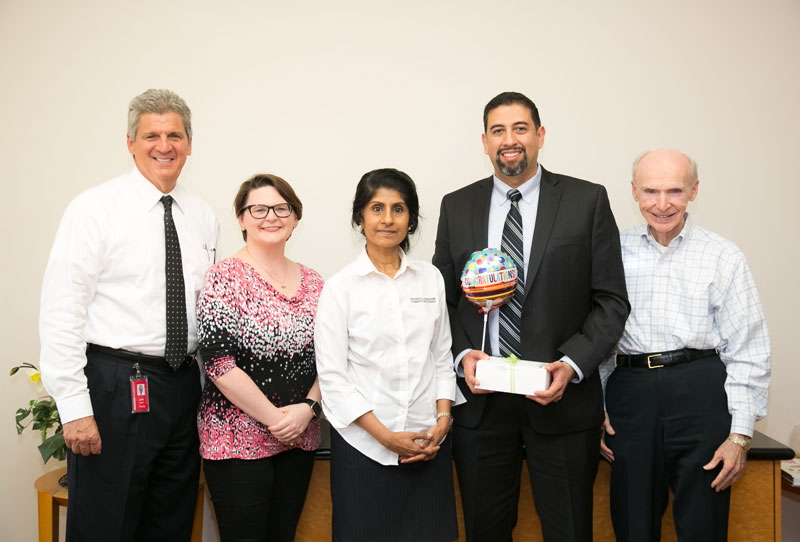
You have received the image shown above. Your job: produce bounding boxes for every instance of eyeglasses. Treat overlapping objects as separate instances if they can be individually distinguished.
[240,203,294,219]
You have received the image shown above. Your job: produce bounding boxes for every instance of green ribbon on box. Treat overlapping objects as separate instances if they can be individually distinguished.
[506,354,520,393]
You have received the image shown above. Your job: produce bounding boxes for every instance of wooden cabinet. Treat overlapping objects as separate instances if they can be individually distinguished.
[296,431,792,542]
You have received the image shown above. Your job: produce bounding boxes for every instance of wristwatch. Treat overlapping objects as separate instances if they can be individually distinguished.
[303,398,322,418]
[436,411,454,424]
[727,434,751,451]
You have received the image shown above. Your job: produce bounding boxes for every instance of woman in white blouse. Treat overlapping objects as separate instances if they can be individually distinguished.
[315,168,459,542]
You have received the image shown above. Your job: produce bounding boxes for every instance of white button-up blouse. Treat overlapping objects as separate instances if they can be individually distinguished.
[314,249,457,465]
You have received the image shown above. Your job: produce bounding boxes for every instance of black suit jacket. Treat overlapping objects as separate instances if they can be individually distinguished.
[433,168,630,434]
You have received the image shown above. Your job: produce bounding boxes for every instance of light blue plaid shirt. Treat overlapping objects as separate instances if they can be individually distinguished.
[600,215,770,437]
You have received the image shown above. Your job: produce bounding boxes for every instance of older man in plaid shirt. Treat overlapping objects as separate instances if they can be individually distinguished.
[600,149,770,542]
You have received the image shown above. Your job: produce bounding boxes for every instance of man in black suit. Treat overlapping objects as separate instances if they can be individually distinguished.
[433,91,629,541]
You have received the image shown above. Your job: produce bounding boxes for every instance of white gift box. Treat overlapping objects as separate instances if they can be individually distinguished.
[475,356,551,395]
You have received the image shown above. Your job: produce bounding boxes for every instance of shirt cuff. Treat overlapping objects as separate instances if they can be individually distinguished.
[321,396,373,429]
[730,413,755,438]
[560,355,584,383]
[436,381,457,403]
[56,392,94,424]
[454,349,471,377]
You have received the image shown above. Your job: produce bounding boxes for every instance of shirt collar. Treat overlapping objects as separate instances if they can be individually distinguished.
[640,213,694,250]
[128,166,186,213]
[354,247,417,278]
[492,163,542,204]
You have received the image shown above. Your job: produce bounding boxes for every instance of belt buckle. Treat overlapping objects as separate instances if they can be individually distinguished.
[647,353,664,369]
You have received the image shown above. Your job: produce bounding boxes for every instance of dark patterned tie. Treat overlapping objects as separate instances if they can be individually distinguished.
[499,189,525,358]
[162,195,187,369]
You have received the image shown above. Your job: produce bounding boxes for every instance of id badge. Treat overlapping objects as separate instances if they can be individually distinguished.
[130,363,150,413]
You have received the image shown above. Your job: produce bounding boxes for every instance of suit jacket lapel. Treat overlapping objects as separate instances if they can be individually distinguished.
[526,167,561,297]
[472,176,493,250]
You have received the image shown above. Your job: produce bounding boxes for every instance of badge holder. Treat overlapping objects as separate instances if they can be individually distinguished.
[130,362,150,413]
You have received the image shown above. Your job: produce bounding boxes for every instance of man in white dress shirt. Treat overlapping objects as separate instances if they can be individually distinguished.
[39,89,219,541]
[600,149,770,541]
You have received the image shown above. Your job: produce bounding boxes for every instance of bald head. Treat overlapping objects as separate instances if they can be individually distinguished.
[632,149,697,188]
[631,149,699,246]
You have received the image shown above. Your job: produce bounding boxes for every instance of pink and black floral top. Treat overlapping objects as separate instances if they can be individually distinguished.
[197,257,323,460]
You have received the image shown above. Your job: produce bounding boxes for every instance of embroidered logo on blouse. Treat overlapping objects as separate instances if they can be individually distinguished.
[409,297,436,303]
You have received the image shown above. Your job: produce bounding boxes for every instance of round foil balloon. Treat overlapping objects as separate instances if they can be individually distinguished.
[460,248,518,313]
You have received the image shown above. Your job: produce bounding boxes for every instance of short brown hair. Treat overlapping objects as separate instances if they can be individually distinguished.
[234,174,303,241]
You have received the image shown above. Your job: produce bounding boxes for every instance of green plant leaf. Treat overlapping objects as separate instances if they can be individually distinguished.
[15,407,32,434]
[38,432,66,464]
[11,365,64,463]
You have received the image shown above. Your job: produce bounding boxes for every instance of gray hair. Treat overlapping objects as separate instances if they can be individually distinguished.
[632,150,698,184]
[127,89,192,140]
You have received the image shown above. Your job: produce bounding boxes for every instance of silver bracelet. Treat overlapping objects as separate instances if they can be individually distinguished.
[436,411,453,423]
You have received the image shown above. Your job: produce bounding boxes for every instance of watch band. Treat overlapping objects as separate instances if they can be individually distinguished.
[436,411,453,423]
[303,398,321,418]
[727,434,751,451]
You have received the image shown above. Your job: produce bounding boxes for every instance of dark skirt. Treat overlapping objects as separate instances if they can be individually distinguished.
[330,429,459,542]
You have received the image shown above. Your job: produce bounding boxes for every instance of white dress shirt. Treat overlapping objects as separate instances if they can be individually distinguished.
[600,216,770,436]
[39,167,219,423]
[314,249,458,466]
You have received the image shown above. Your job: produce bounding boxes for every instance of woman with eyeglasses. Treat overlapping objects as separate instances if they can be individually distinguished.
[315,168,459,542]
[196,173,323,542]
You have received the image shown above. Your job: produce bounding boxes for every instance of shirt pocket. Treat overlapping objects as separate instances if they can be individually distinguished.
[180,229,214,300]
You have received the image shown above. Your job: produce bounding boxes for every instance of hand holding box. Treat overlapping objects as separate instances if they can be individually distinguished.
[475,356,551,395]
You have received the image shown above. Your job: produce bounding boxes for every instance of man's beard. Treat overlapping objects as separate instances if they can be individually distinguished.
[496,149,528,177]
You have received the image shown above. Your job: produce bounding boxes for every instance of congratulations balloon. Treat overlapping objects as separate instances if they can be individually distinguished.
[460,248,518,314]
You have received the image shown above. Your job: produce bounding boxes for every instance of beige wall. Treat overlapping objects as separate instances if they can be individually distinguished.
[2,1,798,540]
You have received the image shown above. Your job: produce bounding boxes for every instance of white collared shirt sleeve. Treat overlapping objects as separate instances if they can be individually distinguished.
[314,274,373,428]
[39,194,101,423]
[432,271,458,403]
[714,254,771,437]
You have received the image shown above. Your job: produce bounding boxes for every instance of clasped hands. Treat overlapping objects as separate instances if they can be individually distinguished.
[268,403,314,448]
[382,417,452,464]
[461,349,575,405]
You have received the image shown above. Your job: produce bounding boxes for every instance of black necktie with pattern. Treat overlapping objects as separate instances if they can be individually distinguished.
[161,195,187,369]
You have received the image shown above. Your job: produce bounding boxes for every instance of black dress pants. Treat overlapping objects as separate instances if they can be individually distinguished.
[202,450,315,542]
[66,349,201,542]
[605,355,732,542]
[453,392,600,542]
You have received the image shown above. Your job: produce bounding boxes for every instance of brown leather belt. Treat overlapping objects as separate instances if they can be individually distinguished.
[87,343,196,371]
[615,348,718,369]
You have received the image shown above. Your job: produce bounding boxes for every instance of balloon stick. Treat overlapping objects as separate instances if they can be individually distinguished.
[480,312,488,353]
[480,299,493,353]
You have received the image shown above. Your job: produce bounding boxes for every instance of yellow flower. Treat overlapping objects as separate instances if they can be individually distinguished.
[22,368,44,392]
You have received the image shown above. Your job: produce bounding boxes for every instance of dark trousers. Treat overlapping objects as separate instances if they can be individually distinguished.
[453,393,600,542]
[66,349,201,542]
[202,450,315,542]
[329,429,458,542]
[605,355,732,542]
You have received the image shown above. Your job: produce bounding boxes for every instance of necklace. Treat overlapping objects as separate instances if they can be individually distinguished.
[246,247,289,290]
